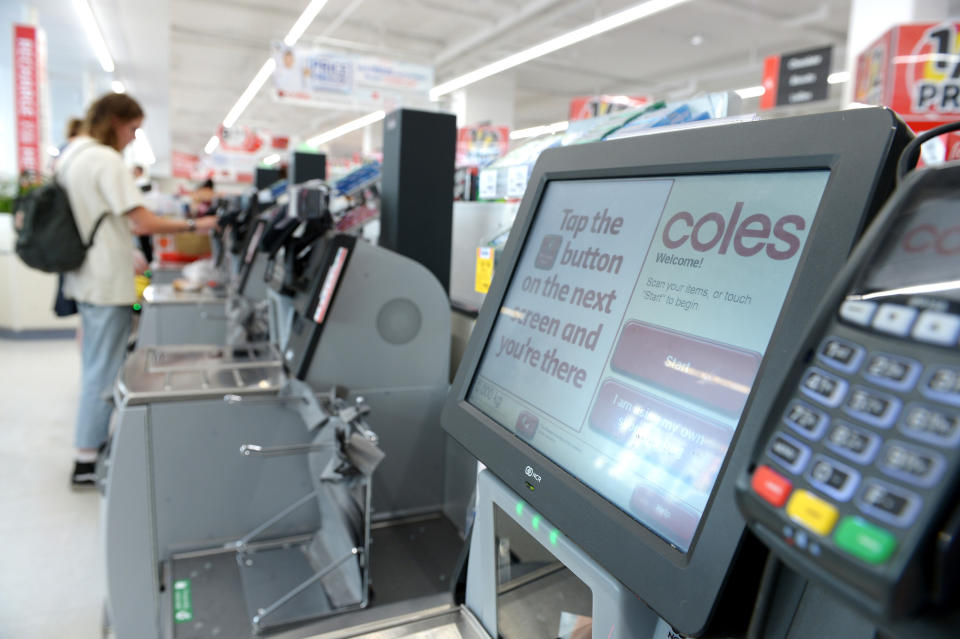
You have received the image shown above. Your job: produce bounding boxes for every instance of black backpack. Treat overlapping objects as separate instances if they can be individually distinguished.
[13,142,109,273]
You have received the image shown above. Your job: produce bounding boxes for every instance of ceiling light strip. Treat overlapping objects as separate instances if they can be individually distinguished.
[510,120,569,140]
[204,135,220,154]
[307,110,386,147]
[76,0,115,73]
[285,0,331,46]
[429,0,692,100]
[223,59,277,129]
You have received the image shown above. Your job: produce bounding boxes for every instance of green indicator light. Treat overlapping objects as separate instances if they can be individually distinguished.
[515,502,524,516]
[549,530,559,546]
[532,515,541,530]
[144,270,152,278]
[133,303,142,311]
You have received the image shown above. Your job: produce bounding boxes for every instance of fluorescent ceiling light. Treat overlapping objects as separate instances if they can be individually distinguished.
[735,85,766,99]
[223,59,277,129]
[429,0,692,100]
[307,110,385,147]
[76,0,115,73]
[284,0,330,46]
[204,135,220,154]
[111,80,125,93]
[47,146,60,157]
[510,120,569,140]
[827,71,850,84]
[262,153,281,166]
[134,128,156,164]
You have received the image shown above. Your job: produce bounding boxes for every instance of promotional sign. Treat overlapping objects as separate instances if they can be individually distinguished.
[760,46,832,109]
[13,24,40,176]
[569,95,649,121]
[271,43,433,110]
[855,22,960,132]
[455,126,509,168]
[171,151,200,179]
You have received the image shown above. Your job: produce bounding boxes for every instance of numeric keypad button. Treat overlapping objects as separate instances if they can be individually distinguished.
[783,400,829,440]
[899,403,960,447]
[856,479,922,528]
[878,441,944,488]
[800,367,848,408]
[862,353,921,392]
[767,432,811,475]
[825,421,881,464]
[817,338,865,373]
[843,386,901,428]
[922,366,960,407]
[806,455,860,502]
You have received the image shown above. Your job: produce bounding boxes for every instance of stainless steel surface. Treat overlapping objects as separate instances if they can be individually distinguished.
[117,344,286,405]
[303,604,490,639]
[449,201,519,313]
[143,283,226,305]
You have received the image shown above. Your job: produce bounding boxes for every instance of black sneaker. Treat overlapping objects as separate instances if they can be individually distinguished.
[71,461,97,487]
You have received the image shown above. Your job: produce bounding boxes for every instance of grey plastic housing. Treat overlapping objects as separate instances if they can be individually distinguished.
[442,107,910,636]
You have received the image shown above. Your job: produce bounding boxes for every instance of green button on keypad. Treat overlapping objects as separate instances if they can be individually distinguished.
[834,517,897,564]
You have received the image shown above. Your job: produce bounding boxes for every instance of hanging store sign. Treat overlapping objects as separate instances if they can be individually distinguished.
[569,95,649,121]
[760,46,832,109]
[856,22,960,133]
[171,151,200,179]
[456,126,509,168]
[13,24,40,176]
[271,43,433,110]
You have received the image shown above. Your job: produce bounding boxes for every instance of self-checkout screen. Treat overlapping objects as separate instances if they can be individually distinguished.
[467,171,830,551]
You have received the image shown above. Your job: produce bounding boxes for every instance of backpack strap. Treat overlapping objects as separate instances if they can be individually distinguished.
[57,140,112,247]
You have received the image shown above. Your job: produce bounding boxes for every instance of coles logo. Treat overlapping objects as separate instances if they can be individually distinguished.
[907,23,960,112]
[661,202,806,260]
[902,223,960,255]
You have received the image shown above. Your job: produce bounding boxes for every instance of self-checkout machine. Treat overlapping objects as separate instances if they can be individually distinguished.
[103,215,468,638]
[309,107,914,639]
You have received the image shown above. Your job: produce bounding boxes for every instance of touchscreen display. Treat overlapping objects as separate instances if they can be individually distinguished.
[467,172,830,551]
[861,194,960,302]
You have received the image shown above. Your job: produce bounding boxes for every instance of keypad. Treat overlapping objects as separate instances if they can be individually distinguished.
[800,367,848,407]
[783,400,829,440]
[825,421,881,464]
[843,386,901,428]
[751,324,960,569]
[898,403,960,447]
[878,441,944,488]
[862,353,921,392]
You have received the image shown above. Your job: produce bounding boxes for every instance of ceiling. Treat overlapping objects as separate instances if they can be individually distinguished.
[158,0,856,165]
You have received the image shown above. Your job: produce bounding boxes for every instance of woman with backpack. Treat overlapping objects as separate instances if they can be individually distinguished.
[59,93,218,485]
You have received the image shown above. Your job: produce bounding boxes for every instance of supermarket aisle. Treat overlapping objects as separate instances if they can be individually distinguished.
[0,336,104,639]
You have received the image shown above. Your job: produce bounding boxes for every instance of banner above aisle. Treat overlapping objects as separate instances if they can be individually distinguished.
[270,43,434,111]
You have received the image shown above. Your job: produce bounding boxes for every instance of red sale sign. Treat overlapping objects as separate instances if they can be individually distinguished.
[13,24,40,175]
[855,22,960,132]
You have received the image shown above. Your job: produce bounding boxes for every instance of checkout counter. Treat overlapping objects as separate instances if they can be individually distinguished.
[105,108,960,639]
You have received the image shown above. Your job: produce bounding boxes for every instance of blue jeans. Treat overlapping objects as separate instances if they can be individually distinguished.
[75,303,131,450]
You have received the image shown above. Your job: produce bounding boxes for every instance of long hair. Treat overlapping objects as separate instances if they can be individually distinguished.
[84,93,144,151]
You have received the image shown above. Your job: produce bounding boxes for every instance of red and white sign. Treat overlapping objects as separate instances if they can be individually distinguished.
[568,95,648,121]
[855,22,960,132]
[313,247,349,324]
[171,151,200,179]
[13,24,40,175]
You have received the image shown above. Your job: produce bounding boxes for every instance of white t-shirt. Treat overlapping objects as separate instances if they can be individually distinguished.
[59,137,145,306]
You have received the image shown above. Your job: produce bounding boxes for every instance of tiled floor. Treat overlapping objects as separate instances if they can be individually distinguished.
[0,336,105,639]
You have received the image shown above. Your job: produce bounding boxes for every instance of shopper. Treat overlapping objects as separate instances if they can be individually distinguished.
[60,93,218,486]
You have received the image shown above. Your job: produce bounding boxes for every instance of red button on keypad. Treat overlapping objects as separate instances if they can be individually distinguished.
[752,465,793,508]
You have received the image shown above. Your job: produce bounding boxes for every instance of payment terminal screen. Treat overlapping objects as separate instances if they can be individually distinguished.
[468,172,830,551]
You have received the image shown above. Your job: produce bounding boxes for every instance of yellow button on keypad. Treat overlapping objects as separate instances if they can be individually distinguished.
[786,489,839,536]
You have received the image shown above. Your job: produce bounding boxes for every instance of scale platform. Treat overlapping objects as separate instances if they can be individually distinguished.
[143,283,226,305]
[117,343,286,405]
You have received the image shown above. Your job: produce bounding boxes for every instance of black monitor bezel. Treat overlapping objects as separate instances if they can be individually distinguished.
[442,108,908,636]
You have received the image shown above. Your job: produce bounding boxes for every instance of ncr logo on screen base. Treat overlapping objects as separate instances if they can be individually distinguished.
[662,202,807,260]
